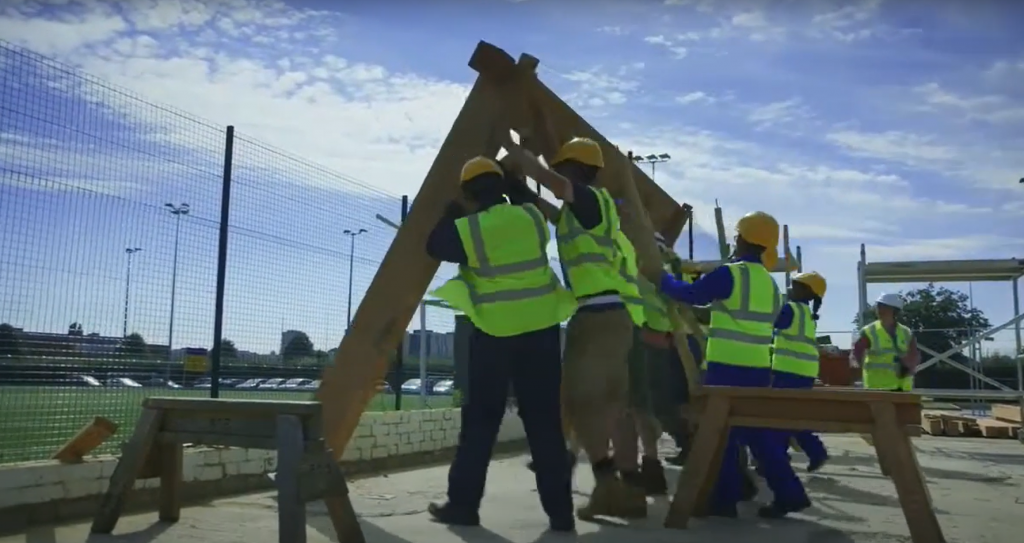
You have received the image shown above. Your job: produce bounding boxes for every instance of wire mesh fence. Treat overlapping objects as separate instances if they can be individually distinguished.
[0,41,460,463]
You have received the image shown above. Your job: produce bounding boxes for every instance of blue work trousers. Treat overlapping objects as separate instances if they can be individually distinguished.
[770,370,828,464]
[703,362,809,513]
[447,324,573,520]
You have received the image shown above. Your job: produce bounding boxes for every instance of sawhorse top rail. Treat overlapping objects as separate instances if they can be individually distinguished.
[666,386,943,543]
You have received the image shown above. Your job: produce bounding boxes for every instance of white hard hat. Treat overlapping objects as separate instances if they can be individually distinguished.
[876,292,905,310]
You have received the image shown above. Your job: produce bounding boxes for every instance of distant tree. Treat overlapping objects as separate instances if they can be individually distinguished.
[981,353,1016,367]
[220,338,239,360]
[67,322,84,336]
[0,323,22,357]
[282,330,314,361]
[118,332,149,359]
[853,284,991,357]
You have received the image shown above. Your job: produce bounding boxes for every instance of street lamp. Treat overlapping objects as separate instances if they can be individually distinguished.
[165,203,190,370]
[123,247,143,337]
[632,152,672,181]
[343,228,369,330]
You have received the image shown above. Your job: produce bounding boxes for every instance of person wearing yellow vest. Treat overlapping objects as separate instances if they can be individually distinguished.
[771,271,829,473]
[511,137,648,519]
[627,231,678,495]
[659,211,811,519]
[425,156,577,533]
[852,293,920,392]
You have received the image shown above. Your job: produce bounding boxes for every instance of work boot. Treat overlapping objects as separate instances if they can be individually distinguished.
[576,459,647,520]
[665,450,687,466]
[757,497,811,519]
[640,456,668,496]
[807,454,829,473]
[427,502,480,526]
[549,515,576,533]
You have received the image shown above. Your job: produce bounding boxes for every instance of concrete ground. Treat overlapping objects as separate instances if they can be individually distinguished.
[7,435,1024,543]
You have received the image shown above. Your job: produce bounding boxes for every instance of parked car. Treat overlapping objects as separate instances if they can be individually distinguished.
[432,379,454,395]
[278,378,313,390]
[234,378,265,389]
[401,378,439,395]
[378,381,392,393]
[63,374,103,387]
[140,376,182,388]
[300,379,321,391]
[106,377,143,388]
[258,378,286,390]
[194,378,239,389]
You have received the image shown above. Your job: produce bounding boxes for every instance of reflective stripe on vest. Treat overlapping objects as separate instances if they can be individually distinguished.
[638,263,673,332]
[556,188,633,300]
[613,230,647,326]
[862,321,913,390]
[705,262,782,369]
[432,204,576,337]
[771,302,820,378]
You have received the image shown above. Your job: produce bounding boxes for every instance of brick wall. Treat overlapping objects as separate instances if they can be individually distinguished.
[0,408,526,528]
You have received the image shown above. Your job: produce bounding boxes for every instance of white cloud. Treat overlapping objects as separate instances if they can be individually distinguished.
[729,11,786,42]
[912,82,1024,125]
[551,67,639,109]
[643,35,689,59]
[676,91,715,105]
[826,129,1024,191]
[746,98,813,129]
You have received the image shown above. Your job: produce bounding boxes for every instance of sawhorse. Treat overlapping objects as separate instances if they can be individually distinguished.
[91,397,364,543]
[666,386,943,543]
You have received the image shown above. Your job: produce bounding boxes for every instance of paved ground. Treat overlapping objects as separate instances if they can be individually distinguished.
[6,435,1024,543]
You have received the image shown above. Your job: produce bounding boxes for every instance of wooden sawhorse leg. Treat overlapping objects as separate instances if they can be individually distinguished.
[276,415,364,543]
[665,396,731,529]
[91,408,164,534]
[870,403,945,543]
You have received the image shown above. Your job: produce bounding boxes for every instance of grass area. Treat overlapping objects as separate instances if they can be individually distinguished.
[0,387,455,464]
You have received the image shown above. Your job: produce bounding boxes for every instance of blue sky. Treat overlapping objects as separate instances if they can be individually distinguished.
[0,0,1022,356]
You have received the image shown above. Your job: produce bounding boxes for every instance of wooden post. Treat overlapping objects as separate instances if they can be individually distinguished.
[51,416,118,463]
[316,72,506,458]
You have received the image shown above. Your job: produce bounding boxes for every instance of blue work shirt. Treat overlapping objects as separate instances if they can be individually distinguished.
[659,254,763,306]
[659,254,773,387]
[773,300,801,331]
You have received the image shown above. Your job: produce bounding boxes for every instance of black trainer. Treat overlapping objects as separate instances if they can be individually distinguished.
[427,502,480,526]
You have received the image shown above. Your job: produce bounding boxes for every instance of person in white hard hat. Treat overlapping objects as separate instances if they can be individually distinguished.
[851,293,920,391]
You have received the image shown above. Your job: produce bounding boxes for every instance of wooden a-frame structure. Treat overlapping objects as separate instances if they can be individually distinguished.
[316,40,706,459]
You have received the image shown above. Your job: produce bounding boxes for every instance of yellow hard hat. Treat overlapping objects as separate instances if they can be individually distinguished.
[460,156,502,183]
[736,211,780,268]
[550,137,604,168]
[792,271,827,298]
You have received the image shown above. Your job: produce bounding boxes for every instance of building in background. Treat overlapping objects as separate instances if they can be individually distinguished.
[403,329,455,361]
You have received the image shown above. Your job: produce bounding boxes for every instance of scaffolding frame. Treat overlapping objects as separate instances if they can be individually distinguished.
[856,244,1024,404]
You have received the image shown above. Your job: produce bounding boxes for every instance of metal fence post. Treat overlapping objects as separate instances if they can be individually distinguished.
[394,195,409,410]
[210,125,235,398]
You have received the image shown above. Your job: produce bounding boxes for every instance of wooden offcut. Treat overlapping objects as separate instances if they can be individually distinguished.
[316,40,698,458]
[51,416,118,463]
[992,403,1023,424]
[666,387,944,543]
[91,398,362,543]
